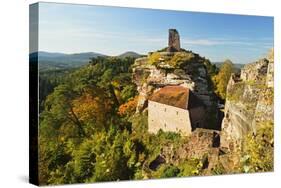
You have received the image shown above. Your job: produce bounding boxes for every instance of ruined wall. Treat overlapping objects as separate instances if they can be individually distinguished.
[148,100,192,136]
[167,29,180,52]
[158,128,220,171]
[185,129,220,158]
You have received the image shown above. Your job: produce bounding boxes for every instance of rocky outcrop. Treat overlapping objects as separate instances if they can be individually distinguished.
[132,51,213,113]
[221,51,274,150]
[132,29,215,114]
[240,58,268,82]
[266,48,274,88]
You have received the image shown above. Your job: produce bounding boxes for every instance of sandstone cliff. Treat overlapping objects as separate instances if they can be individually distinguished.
[132,51,214,113]
[221,50,274,150]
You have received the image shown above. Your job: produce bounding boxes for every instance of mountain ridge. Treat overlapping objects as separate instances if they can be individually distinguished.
[31,51,142,71]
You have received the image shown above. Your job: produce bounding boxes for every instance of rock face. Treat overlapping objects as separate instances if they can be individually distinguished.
[167,29,181,52]
[221,51,274,150]
[132,30,215,115]
[240,58,268,82]
[266,48,274,88]
[132,51,214,114]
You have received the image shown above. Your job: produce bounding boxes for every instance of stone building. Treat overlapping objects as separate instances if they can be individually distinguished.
[148,85,206,136]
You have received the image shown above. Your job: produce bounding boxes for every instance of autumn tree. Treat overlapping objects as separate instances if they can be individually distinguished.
[72,88,113,133]
[212,59,234,100]
[38,56,140,185]
[118,96,138,117]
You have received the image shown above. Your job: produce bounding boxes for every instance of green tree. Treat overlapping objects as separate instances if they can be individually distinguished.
[204,59,218,76]
[212,59,234,100]
[38,56,141,185]
[42,84,85,137]
[160,165,180,178]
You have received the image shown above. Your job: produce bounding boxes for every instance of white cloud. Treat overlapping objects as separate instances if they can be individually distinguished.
[181,37,273,47]
[182,39,222,46]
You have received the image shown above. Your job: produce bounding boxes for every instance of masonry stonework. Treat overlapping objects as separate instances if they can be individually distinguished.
[148,101,192,136]
[167,29,181,52]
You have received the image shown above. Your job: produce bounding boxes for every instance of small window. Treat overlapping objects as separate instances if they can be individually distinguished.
[164,123,167,128]
[176,111,179,115]
[164,108,167,112]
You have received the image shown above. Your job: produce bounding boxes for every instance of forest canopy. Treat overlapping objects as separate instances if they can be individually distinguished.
[38,55,272,185]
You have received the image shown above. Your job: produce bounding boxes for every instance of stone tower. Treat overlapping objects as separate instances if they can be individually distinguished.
[167,29,181,52]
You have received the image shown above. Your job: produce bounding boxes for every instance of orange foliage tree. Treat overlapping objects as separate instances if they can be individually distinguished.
[72,88,113,133]
[118,96,138,117]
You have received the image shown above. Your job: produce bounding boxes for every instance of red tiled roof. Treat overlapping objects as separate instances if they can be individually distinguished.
[149,86,189,109]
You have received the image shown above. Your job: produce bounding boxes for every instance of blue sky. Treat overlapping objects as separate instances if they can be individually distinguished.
[37,2,273,64]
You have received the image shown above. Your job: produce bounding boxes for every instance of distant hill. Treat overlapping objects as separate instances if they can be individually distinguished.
[31,51,144,71]
[30,51,106,71]
[117,51,143,58]
[35,51,106,63]
[214,62,245,73]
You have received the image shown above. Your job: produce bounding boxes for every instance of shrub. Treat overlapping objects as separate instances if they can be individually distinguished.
[161,165,180,178]
[178,158,203,176]
[148,52,161,65]
[211,162,226,175]
[241,121,273,172]
[167,52,195,68]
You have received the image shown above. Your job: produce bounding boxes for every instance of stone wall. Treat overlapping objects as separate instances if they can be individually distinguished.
[148,100,192,136]
[167,29,180,52]
[158,128,220,171]
[184,129,220,159]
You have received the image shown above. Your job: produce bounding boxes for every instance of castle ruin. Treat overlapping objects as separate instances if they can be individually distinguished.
[167,29,181,52]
